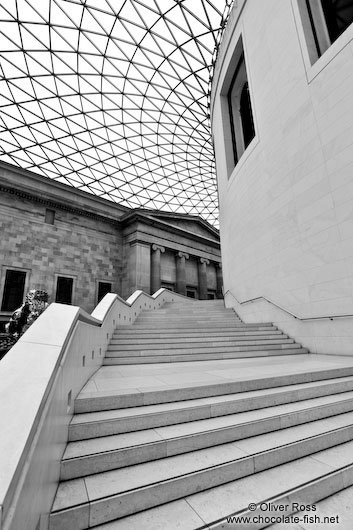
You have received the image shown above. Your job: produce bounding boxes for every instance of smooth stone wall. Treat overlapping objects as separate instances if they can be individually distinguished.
[211,0,353,354]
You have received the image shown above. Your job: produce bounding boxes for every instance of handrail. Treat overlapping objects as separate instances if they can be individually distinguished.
[91,289,192,321]
[77,310,101,326]
[224,290,353,321]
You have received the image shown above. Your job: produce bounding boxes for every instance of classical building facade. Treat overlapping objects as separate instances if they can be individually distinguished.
[0,162,222,329]
[211,0,353,355]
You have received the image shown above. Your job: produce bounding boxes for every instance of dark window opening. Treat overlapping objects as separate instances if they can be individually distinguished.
[1,270,26,311]
[187,290,196,298]
[55,276,73,304]
[227,49,255,169]
[98,281,112,303]
[321,0,353,43]
[208,292,216,300]
[45,208,55,225]
[240,82,255,149]
[304,0,353,59]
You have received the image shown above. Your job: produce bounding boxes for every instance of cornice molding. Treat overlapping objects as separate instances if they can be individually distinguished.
[0,184,121,226]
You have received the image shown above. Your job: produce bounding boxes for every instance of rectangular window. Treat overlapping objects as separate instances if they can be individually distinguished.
[97,281,112,303]
[1,270,26,311]
[55,276,73,304]
[299,0,353,61]
[228,52,255,166]
[221,37,256,176]
[45,208,55,225]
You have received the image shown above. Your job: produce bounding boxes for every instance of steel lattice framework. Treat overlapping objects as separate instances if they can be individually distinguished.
[0,0,233,225]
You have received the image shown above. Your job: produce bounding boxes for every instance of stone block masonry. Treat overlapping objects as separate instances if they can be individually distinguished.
[0,191,122,313]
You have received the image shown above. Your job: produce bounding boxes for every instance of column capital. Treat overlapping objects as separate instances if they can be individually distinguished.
[177,251,189,260]
[199,257,210,265]
[152,244,165,253]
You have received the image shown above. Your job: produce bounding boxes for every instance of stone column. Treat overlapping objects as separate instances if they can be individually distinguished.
[176,251,189,296]
[151,244,165,294]
[216,262,223,299]
[198,258,209,300]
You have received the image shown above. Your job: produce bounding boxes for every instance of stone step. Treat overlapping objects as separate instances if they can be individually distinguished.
[150,314,237,319]
[140,311,248,317]
[138,307,235,313]
[136,311,242,322]
[117,322,275,330]
[270,482,353,530]
[163,301,225,306]
[110,334,285,346]
[67,374,353,440]
[113,324,278,336]
[74,364,353,413]
[106,341,299,357]
[103,347,309,364]
[107,337,293,352]
[66,384,353,460]
[105,343,305,358]
[145,309,234,315]
[136,314,240,320]
[69,389,353,443]
[77,443,353,530]
[50,420,353,529]
[111,330,283,342]
[129,318,243,328]
[135,319,242,325]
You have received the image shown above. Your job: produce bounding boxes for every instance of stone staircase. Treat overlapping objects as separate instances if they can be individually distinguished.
[49,300,353,529]
[104,300,308,364]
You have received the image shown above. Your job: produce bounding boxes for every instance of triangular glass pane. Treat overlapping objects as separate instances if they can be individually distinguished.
[0,1,234,225]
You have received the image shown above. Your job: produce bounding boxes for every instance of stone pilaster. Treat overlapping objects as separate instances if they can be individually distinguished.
[151,244,165,294]
[198,257,209,300]
[128,241,151,295]
[176,251,189,296]
[216,262,223,299]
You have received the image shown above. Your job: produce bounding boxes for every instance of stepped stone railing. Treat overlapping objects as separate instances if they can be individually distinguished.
[224,289,353,356]
[0,288,190,530]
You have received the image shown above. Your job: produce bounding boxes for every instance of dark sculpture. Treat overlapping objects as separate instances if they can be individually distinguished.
[5,289,49,338]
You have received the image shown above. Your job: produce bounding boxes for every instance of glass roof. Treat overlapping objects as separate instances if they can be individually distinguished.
[0,0,233,226]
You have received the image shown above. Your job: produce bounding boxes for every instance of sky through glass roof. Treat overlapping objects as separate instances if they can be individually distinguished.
[0,0,234,226]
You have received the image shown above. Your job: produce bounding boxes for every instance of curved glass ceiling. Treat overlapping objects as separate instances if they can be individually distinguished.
[0,0,233,225]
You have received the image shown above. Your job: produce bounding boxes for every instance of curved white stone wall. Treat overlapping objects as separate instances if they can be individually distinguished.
[212,0,353,354]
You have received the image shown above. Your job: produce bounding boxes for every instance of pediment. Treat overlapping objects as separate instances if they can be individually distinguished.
[142,211,219,241]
